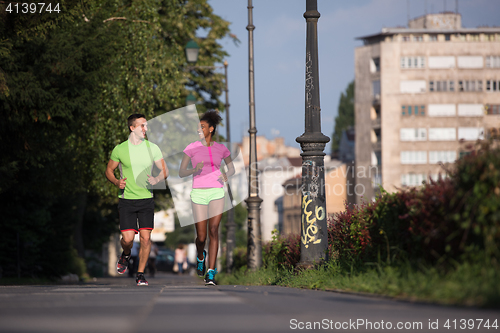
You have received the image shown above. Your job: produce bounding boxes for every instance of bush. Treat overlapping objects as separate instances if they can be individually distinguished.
[327,138,500,269]
[263,230,300,269]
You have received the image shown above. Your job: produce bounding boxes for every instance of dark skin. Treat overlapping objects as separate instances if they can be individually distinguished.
[179,120,234,270]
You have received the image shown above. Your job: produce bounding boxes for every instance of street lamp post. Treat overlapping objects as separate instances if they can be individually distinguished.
[295,0,330,267]
[223,60,237,274]
[245,0,263,270]
[184,41,236,273]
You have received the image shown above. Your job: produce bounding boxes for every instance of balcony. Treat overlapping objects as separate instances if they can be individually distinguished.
[371,118,381,129]
[371,141,381,151]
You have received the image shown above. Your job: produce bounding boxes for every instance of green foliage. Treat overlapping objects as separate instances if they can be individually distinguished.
[0,0,234,278]
[262,230,300,269]
[220,138,500,307]
[331,80,354,153]
[220,203,248,248]
[164,215,195,250]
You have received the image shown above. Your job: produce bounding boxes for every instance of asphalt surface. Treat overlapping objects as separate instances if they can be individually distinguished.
[0,272,498,333]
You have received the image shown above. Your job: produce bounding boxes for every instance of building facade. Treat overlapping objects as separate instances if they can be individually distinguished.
[355,13,500,202]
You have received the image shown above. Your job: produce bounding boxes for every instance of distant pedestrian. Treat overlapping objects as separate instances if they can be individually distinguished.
[105,113,169,286]
[174,244,187,275]
[179,110,234,285]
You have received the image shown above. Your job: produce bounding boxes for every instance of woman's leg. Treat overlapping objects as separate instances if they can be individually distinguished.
[192,202,208,260]
[207,198,225,269]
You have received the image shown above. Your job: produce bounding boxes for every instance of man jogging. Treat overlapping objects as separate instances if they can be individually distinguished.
[105,114,168,286]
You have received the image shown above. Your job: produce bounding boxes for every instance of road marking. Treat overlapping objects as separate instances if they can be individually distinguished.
[52,288,111,292]
[156,295,241,304]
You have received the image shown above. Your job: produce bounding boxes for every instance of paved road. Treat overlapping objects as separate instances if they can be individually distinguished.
[0,272,498,333]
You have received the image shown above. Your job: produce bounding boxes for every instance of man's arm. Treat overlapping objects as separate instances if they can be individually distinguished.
[147,158,169,185]
[105,159,127,189]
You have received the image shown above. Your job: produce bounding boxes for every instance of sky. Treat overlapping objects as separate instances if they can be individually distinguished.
[205,0,500,153]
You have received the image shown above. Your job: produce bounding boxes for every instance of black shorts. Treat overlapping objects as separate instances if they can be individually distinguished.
[118,198,154,233]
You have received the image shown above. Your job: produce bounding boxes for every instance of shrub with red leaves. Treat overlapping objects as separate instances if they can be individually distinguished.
[263,232,301,269]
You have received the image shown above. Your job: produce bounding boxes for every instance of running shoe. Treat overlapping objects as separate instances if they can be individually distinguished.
[136,273,148,286]
[116,252,131,274]
[204,268,218,286]
[196,250,207,277]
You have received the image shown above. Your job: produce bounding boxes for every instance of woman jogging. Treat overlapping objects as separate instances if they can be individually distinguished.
[179,110,234,285]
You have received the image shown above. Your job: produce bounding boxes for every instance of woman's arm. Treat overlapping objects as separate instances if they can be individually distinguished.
[219,156,235,183]
[224,156,235,177]
[178,153,204,178]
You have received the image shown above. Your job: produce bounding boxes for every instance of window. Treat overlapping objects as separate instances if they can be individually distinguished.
[429,128,456,141]
[486,80,500,92]
[400,57,425,69]
[429,151,457,164]
[470,34,480,41]
[430,80,454,92]
[428,104,456,117]
[400,128,427,141]
[445,34,451,41]
[428,56,455,69]
[402,36,410,42]
[486,105,500,115]
[414,35,423,42]
[401,173,426,186]
[429,173,448,182]
[400,80,426,93]
[429,35,438,41]
[458,104,484,117]
[458,34,467,41]
[401,105,426,117]
[458,56,483,69]
[486,56,500,68]
[372,80,381,96]
[401,151,427,164]
[459,80,484,92]
[370,57,380,73]
[486,34,496,42]
[458,127,484,141]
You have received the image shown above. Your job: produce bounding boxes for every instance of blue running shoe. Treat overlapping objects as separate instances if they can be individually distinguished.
[196,250,207,277]
[205,268,218,286]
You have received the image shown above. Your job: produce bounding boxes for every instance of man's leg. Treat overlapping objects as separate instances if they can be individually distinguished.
[121,231,135,255]
[117,230,135,274]
[137,229,151,274]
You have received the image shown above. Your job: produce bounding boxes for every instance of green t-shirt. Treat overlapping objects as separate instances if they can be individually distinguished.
[110,139,163,199]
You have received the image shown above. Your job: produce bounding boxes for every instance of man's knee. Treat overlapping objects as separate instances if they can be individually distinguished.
[140,234,151,246]
[121,234,135,247]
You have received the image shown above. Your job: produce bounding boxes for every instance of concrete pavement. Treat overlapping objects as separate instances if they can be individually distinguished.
[0,272,498,333]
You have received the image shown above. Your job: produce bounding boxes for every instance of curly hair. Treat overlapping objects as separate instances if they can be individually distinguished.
[200,110,222,135]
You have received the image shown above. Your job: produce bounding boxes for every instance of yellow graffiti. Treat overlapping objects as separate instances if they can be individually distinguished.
[301,195,322,248]
[315,206,325,221]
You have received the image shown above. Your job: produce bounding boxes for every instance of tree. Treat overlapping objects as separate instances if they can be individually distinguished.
[0,0,235,278]
[331,81,354,154]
